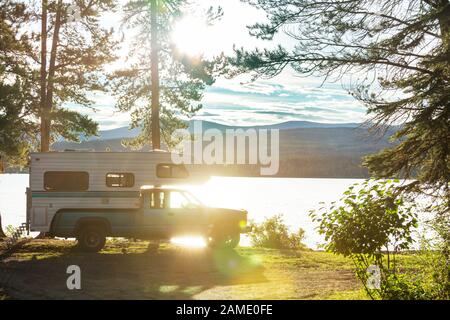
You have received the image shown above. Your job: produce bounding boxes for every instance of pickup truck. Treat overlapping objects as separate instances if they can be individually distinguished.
[49,187,250,252]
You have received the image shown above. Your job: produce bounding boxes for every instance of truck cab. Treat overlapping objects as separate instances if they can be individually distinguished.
[50,187,249,252]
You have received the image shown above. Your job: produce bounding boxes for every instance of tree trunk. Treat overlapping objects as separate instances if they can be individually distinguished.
[45,0,62,129]
[150,0,161,150]
[39,0,48,152]
[39,0,62,152]
[437,0,450,285]
[437,0,450,49]
[37,0,62,239]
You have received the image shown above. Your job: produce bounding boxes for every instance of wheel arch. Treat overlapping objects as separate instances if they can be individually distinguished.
[74,217,112,237]
[49,210,112,237]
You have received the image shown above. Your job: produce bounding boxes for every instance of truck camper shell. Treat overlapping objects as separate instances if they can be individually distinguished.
[27,150,207,232]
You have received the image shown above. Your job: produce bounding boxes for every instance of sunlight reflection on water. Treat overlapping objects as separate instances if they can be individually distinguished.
[0,174,363,249]
[182,177,364,248]
[3,174,432,250]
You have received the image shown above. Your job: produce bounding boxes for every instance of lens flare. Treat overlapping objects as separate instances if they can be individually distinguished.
[170,236,207,248]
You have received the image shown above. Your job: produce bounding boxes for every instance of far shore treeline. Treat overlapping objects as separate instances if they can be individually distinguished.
[4,120,396,178]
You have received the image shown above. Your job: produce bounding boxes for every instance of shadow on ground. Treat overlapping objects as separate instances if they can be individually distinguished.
[0,240,267,299]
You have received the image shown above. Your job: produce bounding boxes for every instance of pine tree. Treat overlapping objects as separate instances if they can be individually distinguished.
[0,1,38,167]
[230,0,450,284]
[110,0,225,149]
[36,0,118,151]
[1,0,119,160]
[230,0,449,197]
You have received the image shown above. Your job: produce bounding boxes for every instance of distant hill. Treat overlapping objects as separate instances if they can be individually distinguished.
[88,126,141,141]
[187,120,362,132]
[61,120,363,142]
[51,120,395,178]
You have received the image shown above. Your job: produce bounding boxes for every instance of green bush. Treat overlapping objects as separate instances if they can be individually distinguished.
[382,274,435,300]
[413,235,450,299]
[249,214,306,250]
[310,179,450,300]
[310,180,417,299]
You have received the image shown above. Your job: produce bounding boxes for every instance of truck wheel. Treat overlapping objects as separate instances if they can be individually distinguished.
[77,225,106,253]
[208,233,240,249]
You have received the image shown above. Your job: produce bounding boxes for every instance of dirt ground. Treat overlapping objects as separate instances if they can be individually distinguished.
[0,239,362,300]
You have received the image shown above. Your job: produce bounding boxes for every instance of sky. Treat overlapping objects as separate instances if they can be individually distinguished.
[72,0,368,130]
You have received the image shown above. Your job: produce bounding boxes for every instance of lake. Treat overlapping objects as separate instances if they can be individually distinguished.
[0,174,364,248]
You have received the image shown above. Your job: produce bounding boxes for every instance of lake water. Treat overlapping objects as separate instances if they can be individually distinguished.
[0,174,363,248]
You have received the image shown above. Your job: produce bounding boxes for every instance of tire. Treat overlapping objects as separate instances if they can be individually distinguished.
[208,232,240,249]
[77,225,106,253]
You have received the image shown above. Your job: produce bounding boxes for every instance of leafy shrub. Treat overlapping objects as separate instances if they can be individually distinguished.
[311,179,450,300]
[249,214,306,250]
[413,235,450,299]
[310,179,422,299]
[382,274,435,300]
[311,180,418,257]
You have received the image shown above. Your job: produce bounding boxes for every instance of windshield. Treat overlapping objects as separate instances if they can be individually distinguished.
[182,191,203,206]
[168,190,203,209]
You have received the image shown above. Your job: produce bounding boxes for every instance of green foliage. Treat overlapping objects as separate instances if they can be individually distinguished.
[249,214,306,250]
[414,234,450,299]
[310,180,415,299]
[1,0,118,163]
[380,248,449,300]
[311,179,418,257]
[229,0,450,200]
[382,274,435,300]
[310,179,449,299]
[0,1,38,166]
[232,2,450,292]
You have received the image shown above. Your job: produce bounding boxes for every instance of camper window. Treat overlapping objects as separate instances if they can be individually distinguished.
[106,173,135,188]
[44,171,89,191]
[156,164,189,179]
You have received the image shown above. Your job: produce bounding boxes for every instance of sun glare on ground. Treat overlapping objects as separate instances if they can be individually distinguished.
[170,236,207,248]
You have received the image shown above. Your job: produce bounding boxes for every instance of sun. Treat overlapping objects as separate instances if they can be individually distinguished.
[171,16,211,57]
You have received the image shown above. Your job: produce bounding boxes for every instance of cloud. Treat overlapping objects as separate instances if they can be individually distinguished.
[65,92,132,130]
[64,68,368,130]
[60,0,369,130]
[199,69,368,126]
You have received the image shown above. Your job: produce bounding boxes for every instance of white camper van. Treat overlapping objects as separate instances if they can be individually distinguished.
[27,150,207,233]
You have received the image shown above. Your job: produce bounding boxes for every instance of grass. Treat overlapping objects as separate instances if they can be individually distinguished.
[0,239,428,300]
[0,289,9,300]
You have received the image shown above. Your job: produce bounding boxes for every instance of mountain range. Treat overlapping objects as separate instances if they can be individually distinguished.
[66,120,363,141]
[52,120,395,178]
